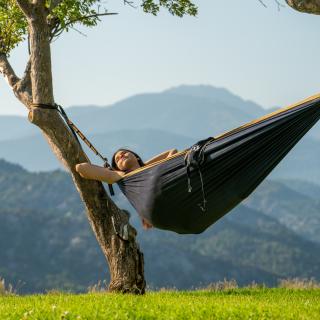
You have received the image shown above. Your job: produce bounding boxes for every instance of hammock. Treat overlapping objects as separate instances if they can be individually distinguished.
[33,94,320,234]
[116,94,320,234]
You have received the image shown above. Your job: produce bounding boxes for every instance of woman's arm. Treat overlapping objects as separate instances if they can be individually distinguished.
[144,149,178,165]
[75,163,124,184]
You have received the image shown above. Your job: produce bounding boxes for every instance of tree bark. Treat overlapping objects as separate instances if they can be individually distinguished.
[286,0,320,14]
[6,1,146,293]
[0,54,32,106]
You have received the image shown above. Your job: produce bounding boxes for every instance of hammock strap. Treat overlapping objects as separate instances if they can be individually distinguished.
[184,137,213,212]
[31,103,115,196]
[197,166,207,212]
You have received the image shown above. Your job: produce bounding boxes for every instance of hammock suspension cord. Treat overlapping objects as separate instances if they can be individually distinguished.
[184,137,213,212]
[30,103,115,195]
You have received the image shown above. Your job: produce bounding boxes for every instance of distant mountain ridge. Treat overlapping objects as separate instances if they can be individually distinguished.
[0,116,37,141]
[165,85,266,118]
[0,84,320,183]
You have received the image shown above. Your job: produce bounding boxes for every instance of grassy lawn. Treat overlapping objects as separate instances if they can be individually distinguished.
[0,289,319,319]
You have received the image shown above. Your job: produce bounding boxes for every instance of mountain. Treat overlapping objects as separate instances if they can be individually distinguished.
[165,84,266,118]
[2,126,320,183]
[243,179,320,244]
[1,85,320,184]
[190,207,320,279]
[0,159,319,293]
[65,91,258,139]
[268,135,320,183]
[275,178,320,201]
[0,129,194,171]
[0,116,37,141]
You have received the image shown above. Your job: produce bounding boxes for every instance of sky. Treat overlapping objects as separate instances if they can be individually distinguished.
[1,0,320,116]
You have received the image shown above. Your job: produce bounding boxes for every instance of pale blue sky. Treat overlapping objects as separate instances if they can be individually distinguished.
[1,0,320,116]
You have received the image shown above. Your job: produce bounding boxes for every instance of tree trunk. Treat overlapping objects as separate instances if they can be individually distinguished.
[286,0,320,14]
[24,3,145,293]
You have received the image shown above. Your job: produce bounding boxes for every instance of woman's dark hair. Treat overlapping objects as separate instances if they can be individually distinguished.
[111,148,145,171]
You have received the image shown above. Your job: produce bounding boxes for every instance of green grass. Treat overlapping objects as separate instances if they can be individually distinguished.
[0,289,319,319]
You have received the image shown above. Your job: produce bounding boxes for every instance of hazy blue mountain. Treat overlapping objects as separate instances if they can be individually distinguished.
[1,126,320,183]
[308,129,320,140]
[267,135,320,183]
[165,84,266,118]
[66,92,258,140]
[0,159,319,293]
[0,116,37,141]
[1,84,320,183]
[0,129,193,171]
[243,179,320,244]
[267,106,280,113]
[0,85,270,144]
[275,178,320,201]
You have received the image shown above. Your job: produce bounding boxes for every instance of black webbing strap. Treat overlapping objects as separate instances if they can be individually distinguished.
[31,103,115,196]
[184,137,213,212]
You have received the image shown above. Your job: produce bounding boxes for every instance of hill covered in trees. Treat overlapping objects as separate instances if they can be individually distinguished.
[0,159,319,293]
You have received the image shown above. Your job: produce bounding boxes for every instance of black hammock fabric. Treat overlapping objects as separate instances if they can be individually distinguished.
[116,95,320,234]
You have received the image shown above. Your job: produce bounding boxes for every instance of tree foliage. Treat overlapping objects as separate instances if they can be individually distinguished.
[141,0,197,17]
[0,0,27,54]
[47,0,107,39]
[0,0,198,55]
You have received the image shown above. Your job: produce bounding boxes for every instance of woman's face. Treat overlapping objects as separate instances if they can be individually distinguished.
[114,150,140,171]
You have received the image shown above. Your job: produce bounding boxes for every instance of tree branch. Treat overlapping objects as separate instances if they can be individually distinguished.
[50,12,118,40]
[18,58,32,95]
[124,0,138,9]
[258,0,285,10]
[0,53,20,88]
[15,0,33,17]
[0,53,32,107]
[258,0,267,8]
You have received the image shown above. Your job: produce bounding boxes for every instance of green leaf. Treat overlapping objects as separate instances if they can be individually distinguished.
[0,0,27,55]
[142,0,198,17]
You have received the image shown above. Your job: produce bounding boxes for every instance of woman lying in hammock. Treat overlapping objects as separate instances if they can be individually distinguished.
[75,148,178,229]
